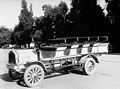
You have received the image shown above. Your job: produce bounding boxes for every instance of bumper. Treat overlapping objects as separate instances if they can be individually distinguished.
[6,63,26,73]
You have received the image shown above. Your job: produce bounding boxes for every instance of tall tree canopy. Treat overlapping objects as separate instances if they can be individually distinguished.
[19,0,34,31]
[12,0,34,47]
[33,1,68,42]
[68,0,106,36]
[106,0,120,52]
[42,1,68,38]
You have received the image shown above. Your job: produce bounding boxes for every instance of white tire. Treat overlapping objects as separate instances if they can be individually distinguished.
[83,58,96,75]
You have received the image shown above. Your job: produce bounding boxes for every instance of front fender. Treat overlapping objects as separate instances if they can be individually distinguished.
[24,61,46,72]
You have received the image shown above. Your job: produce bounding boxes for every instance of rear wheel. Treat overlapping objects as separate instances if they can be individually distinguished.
[83,58,96,75]
[24,64,44,87]
[9,69,22,80]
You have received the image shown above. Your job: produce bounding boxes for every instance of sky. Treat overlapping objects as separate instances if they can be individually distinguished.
[0,0,71,29]
[0,0,106,29]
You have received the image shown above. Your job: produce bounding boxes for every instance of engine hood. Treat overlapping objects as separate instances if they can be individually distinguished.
[10,49,38,64]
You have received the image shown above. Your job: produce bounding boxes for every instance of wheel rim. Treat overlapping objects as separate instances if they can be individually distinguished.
[27,67,42,84]
[87,60,95,72]
[83,58,96,75]
[24,65,44,87]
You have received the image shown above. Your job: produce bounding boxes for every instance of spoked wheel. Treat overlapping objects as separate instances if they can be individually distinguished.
[83,58,96,75]
[24,64,44,87]
[9,69,22,80]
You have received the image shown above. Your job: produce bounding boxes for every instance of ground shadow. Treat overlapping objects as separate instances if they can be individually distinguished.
[45,70,69,79]
[71,70,87,75]
[0,73,14,82]
[17,79,28,87]
[0,73,28,87]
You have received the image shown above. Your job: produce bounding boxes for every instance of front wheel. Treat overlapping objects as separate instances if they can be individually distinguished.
[24,64,44,87]
[83,58,96,75]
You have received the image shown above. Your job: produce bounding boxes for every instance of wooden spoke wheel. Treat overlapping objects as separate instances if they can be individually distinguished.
[9,69,22,80]
[24,64,44,87]
[83,58,96,75]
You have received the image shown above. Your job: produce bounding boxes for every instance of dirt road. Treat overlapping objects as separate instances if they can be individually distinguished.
[0,49,120,89]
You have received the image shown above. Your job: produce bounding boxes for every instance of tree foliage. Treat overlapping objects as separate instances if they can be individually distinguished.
[106,0,120,52]
[42,2,68,38]
[6,0,120,52]
[42,1,68,19]
[33,1,68,42]
[11,0,34,47]
[67,0,106,36]
[19,1,34,31]
[34,16,53,42]
[11,24,24,45]
[0,27,11,47]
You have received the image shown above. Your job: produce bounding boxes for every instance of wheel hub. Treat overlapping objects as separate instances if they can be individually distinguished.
[87,61,94,72]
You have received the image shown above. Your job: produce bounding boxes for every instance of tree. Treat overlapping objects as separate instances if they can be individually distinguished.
[12,0,34,47]
[34,16,53,42]
[106,0,120,52]
[55,1,68,37]
[11,24,25,46]
[0,26,11,47]
[68,0,106,36]
[33,1,68,42]
[18,0,34,46]
[41,1,68,38]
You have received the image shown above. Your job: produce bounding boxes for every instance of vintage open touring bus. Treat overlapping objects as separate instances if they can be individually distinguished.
[6,36,109,87]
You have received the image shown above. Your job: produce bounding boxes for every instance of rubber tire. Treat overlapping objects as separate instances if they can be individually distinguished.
[9,69,22,80]
[24,64,44,87]
[83,58,96,76]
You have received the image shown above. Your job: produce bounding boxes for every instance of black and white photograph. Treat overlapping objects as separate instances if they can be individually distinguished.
[0,0,120,89]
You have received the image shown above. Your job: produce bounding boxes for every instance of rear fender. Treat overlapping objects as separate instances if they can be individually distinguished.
[90,55,99,63]
[79,54,99,64]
